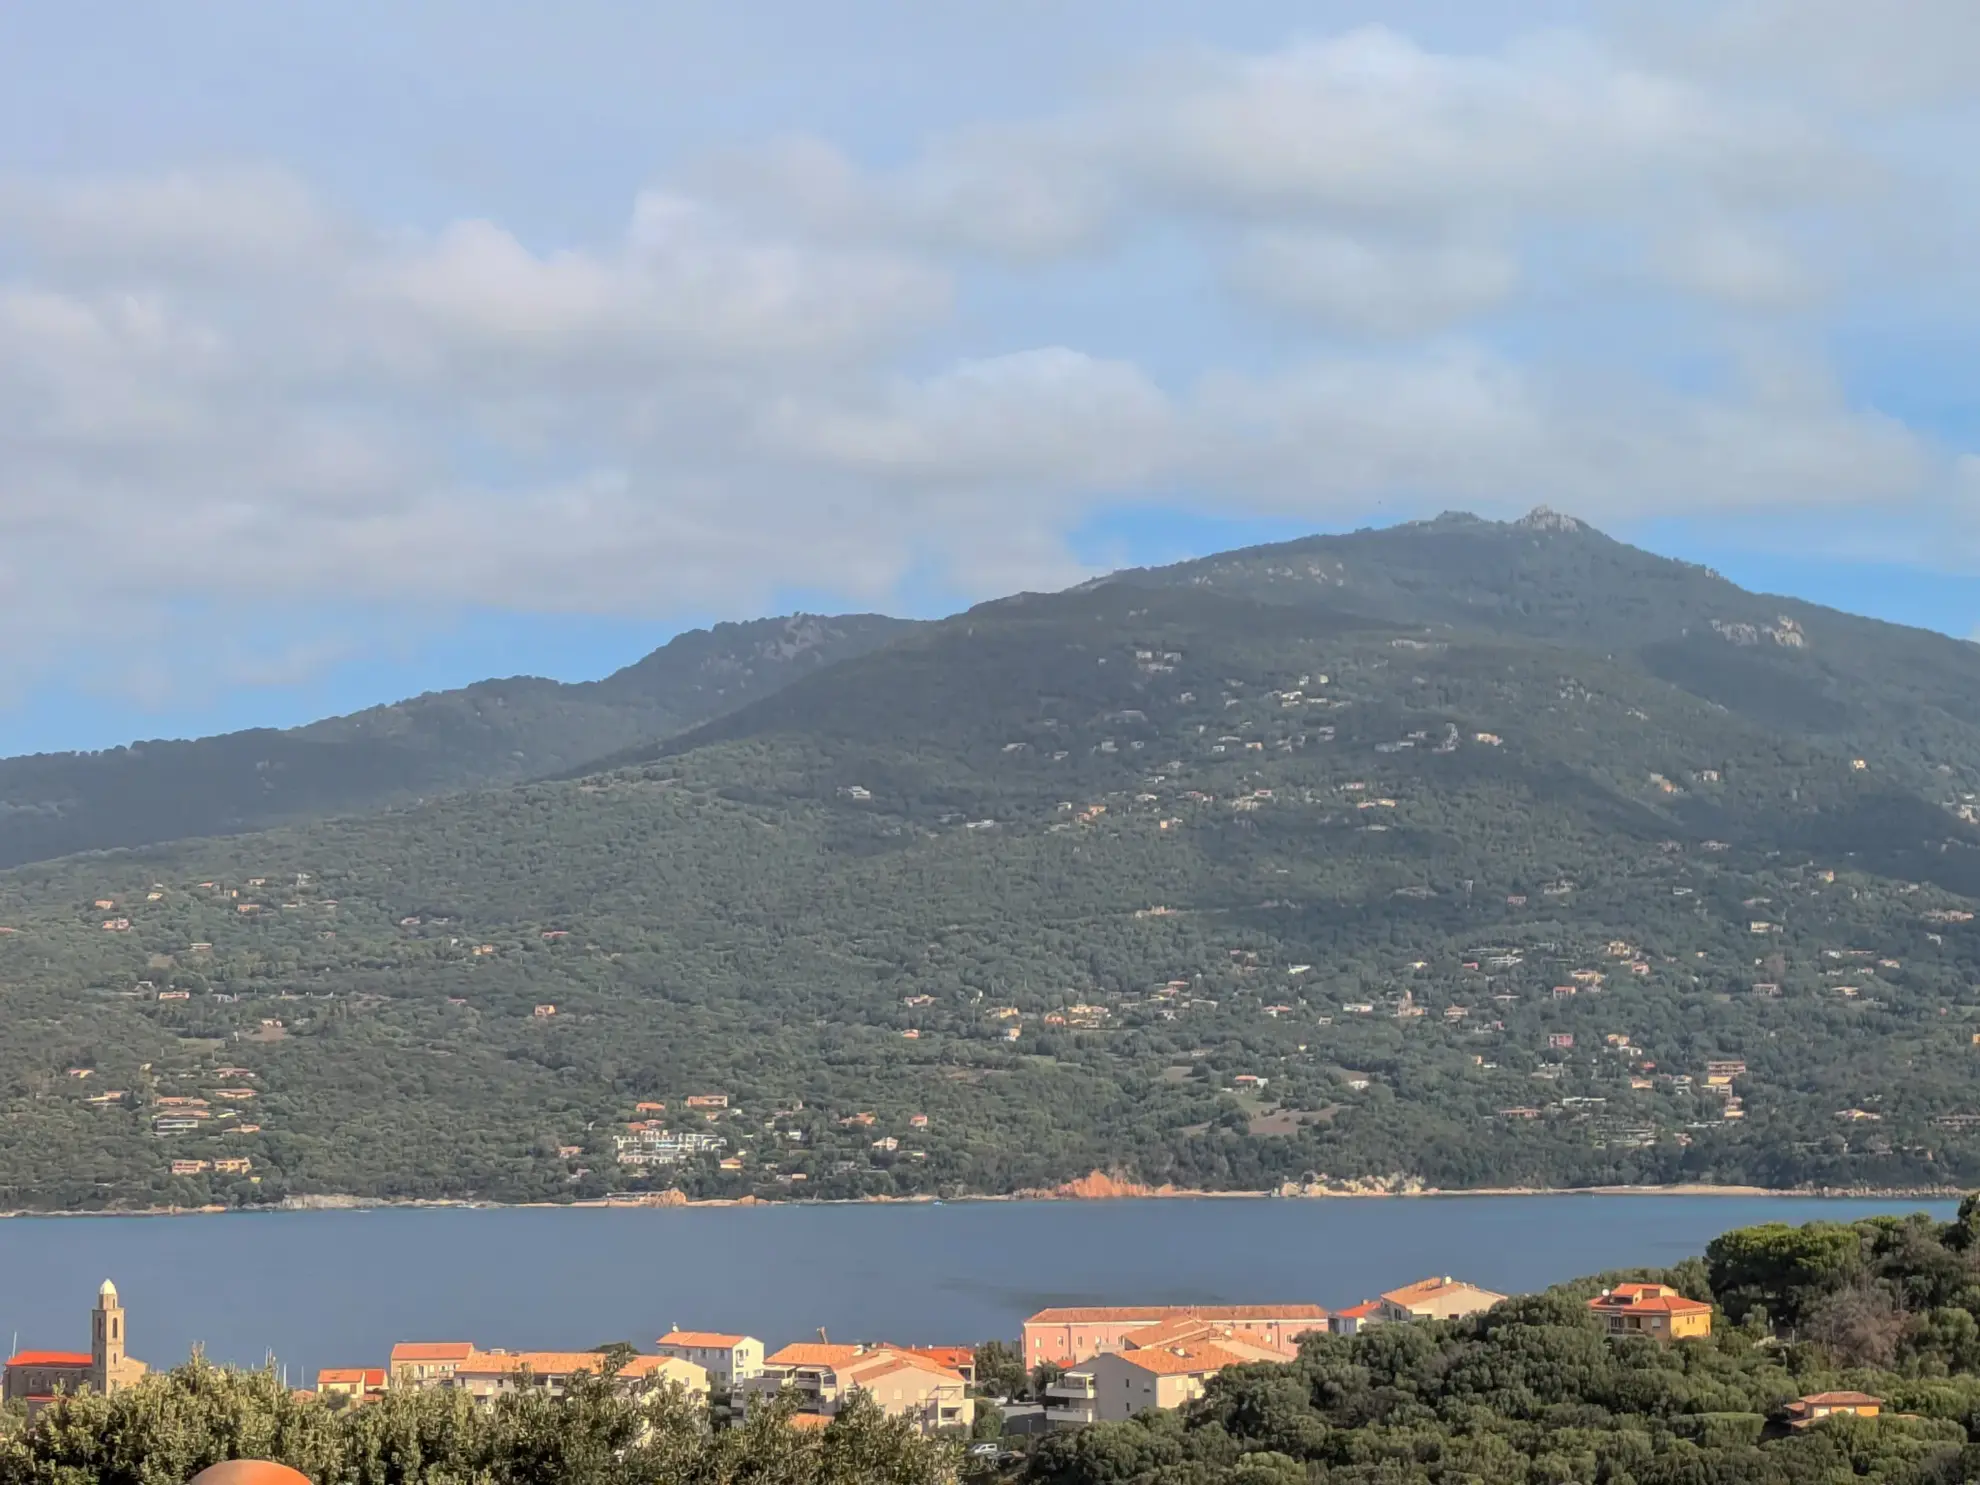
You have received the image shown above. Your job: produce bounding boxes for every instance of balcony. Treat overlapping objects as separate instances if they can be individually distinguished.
[1043,1374,1097,1428]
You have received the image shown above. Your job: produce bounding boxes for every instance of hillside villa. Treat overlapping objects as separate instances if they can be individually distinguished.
[1785,1392,1883,1428]
[1586,1283,1713,1342]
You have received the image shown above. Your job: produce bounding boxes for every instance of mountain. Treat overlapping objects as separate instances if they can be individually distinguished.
[5,512,1980,1212]
[1109,507,1980,783]
[0,613,914,869]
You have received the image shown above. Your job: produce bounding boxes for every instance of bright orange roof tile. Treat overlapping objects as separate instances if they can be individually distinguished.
[1109,1343,1244,1376]
[657,1330,750,1348]
[766,1343,867,1367]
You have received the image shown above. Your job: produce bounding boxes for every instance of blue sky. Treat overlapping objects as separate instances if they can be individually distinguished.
[4,1,1980,755]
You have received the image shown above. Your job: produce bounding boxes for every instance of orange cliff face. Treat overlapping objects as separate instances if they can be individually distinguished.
[1035,1170,1174,1199]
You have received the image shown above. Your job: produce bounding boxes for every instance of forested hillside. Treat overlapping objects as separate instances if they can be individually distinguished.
[0,614,911,868]
[3,514,1980,1211]
[1113,507,1980,785]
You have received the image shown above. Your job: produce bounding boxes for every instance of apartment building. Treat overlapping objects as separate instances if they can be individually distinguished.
[741,1344,972,1435]
[1023,1304,1329,1369]
[654,1331,765,1387]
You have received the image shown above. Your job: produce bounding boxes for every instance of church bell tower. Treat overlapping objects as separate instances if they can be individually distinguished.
[91,1279,125,1393]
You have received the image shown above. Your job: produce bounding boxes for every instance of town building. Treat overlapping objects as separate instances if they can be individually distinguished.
[449,1350,708,1406]
[1045,1319,1296,1427]
[1328,1301,1383,1336]
[1022,1304,1330,1368]
[742,1344,972,1435]
[316,1368,387,1403]
[1785,1391,1882,1428]
[389,1341,475,1387]
[1376,1277,1508,1323]
[2,1280,148,1414]
[891,1346,976,1383]
[1586,1283,1712,1342]
[654,1330,765,1387]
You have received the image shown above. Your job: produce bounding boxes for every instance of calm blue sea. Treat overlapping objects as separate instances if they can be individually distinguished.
[0,1196,1954,1377]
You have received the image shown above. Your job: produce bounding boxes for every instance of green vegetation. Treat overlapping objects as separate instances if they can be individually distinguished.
[0,615,909,869]
[8,514,1980,1208]
[0,1353,947,1485]
[1025,1204,1980,1485]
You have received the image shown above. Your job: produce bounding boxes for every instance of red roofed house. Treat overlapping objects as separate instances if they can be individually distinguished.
[2,1281,147,1415]
[389,1340,476,1387]
[654,1330,765,1386]
[1328,1300,1384,1336]
[741,1344,972,1434]
[1586,1283,1712,1342]
[316,1367,387,1403]
[1785,1391,1882,1427]
[1023,1304,1330,1369]
[891,1346,976,1383]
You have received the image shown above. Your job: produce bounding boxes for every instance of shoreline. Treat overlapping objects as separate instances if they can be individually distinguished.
[0,1180,1964,1220]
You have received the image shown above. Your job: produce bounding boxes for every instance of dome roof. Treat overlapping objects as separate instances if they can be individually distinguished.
[189,1463,312,1485]
[98,1280,118,1301]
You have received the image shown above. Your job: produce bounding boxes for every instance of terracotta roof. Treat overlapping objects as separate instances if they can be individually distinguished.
[1795,1391,1882,1408]
[316,1368,386,1387]
[1026,1304,1328,1325]
[5,1350,92,1368]
[1108,1344,1244,1377]
[766,1343,867,1367]
[892,1345,976,1371]
[390,1342,475,1364]
[657,1330,750,1349]
[1334,1301,1382,1319]
[844,1353,966,1386]
[1123,1318,1220,1349]
[787,1412,834,1430]
[1587,1284,1711,1316]
[1380,1277,1506,1308]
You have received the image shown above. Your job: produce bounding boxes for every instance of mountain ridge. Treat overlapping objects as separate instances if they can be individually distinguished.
[0,612,915,868]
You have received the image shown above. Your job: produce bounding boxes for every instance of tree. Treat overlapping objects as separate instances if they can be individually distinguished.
[973,1343,1027,1401]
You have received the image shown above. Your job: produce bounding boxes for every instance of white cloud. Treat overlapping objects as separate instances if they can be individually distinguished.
[1650,220,1821,310]
[1232,229,1516,333]
[0,12,1973,716]
[1190,344,1936,518]
[361,192,947,378]
[0,168,345,279]
[764,348,1174,488]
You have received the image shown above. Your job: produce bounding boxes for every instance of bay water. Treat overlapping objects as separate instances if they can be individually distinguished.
[0,1195,1954,1378]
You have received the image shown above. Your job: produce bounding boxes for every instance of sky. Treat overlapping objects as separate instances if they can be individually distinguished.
[4,0,1980,755]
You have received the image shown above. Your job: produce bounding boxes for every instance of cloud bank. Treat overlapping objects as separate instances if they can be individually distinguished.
[2,9,1975,702]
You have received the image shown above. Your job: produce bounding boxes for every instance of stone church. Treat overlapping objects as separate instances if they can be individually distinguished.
[2,1279,149,1411]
